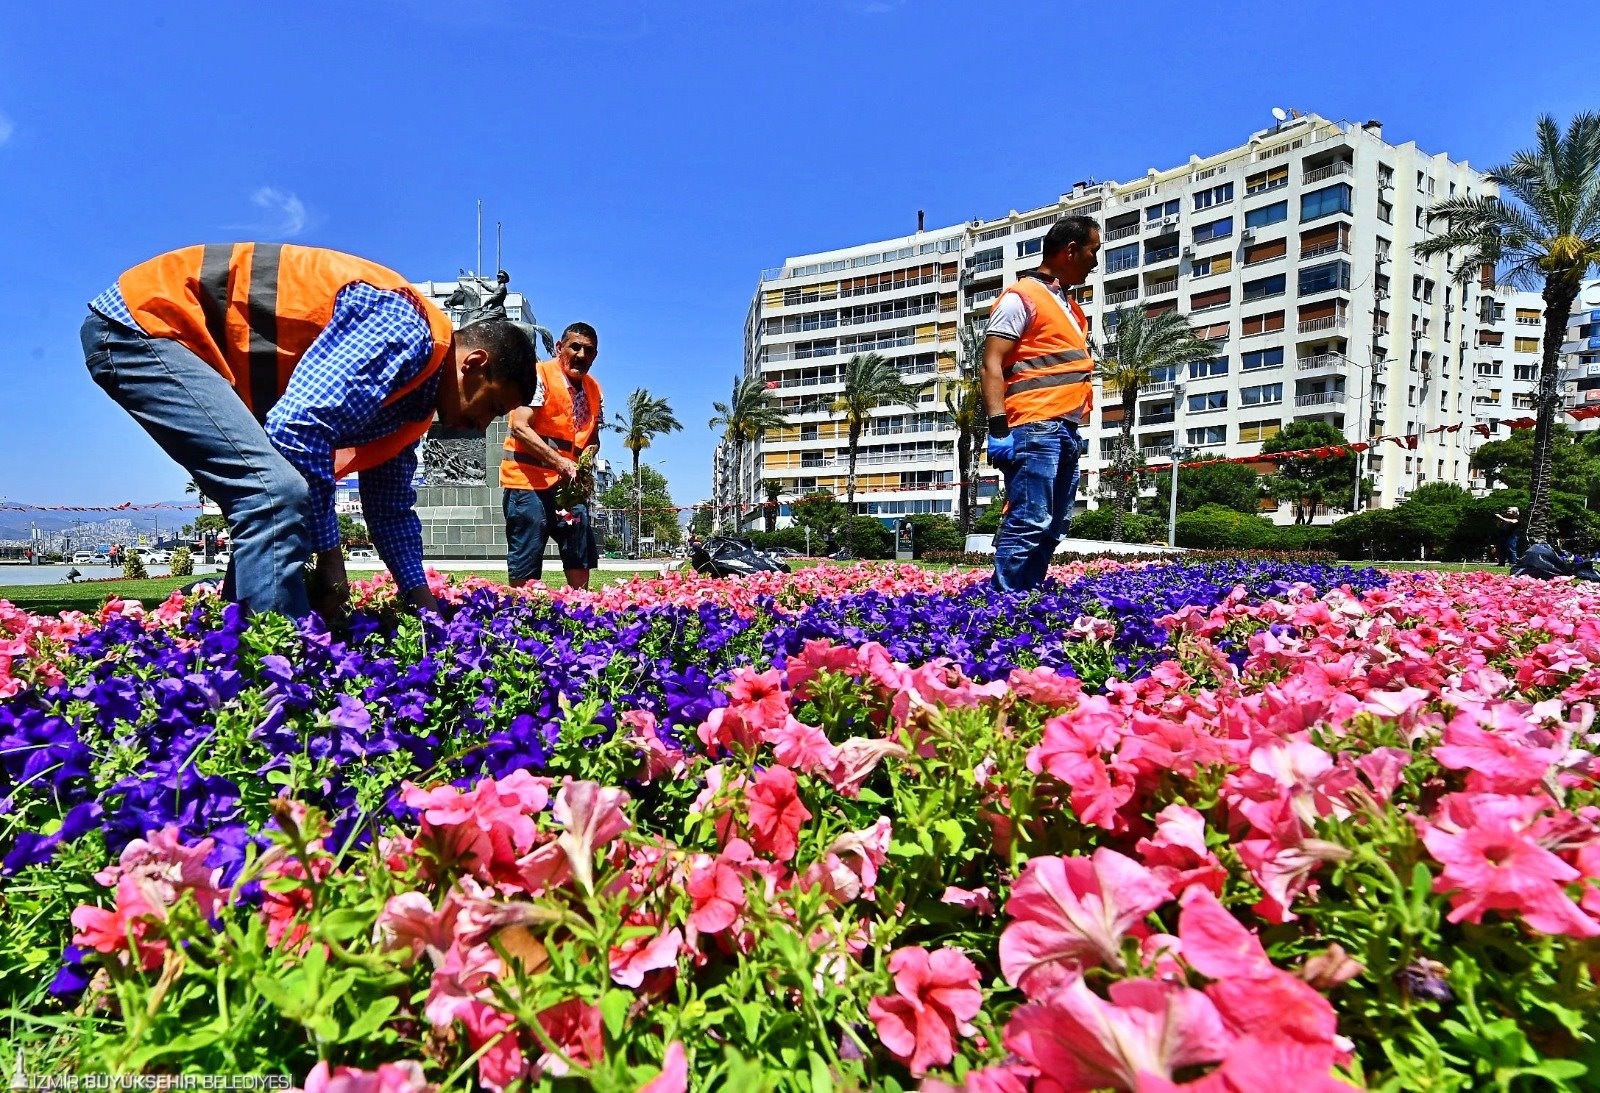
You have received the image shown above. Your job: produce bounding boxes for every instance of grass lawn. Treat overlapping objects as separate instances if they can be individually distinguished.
[0,568,662,617]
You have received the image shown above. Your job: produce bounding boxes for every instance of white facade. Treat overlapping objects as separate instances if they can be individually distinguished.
[735,115,1599,525]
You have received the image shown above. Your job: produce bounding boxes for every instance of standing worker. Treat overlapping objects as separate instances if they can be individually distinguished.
[1494,504,1522,566]
[499,323,603,589]
[981,216,1101,591]
[82,243,538,619]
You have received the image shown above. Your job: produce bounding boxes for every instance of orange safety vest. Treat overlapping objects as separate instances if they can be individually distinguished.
[991,273,1094,427]
[118,243,456,477]
[499,357,602,490]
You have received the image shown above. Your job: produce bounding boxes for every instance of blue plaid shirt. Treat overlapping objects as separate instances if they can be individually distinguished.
[91,282,439,593]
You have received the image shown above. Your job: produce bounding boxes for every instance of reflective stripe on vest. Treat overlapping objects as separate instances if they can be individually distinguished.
[992,275,1094,427]
[118,243,456,473]
[499,358,602,490]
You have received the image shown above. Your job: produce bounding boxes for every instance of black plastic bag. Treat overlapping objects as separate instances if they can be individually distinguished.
[1511,543,1600,581]
[689,536,792,577]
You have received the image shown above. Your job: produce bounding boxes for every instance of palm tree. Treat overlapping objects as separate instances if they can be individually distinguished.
[611,388,683,555]
[1415,113,1600,546]
[710,374,790,533]
[761,479,784,533]
[947,322,988,534]
[833,353,924,557]
[1098,306,1221,541]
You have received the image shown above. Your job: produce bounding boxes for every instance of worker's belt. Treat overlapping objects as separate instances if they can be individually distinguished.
[539,435,576,453]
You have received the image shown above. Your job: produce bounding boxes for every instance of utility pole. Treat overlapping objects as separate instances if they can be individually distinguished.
[1167,447,1187,549]
[476,200,483,277]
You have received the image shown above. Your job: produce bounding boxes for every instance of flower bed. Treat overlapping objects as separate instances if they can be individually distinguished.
[3,560,1598,1090]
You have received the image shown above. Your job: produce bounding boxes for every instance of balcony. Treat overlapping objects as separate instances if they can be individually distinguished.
[1146,279,1178,297]
[1298,312,1350,334]
[1303,160,1353,184]
[1300,238,1351,260]
[1145,246,1180,264]
[1139,445,1174,459]
[1146,216,1180,234]
[1141,381,1176,396]
[971,259,1004,276]
[970,287,1000,306]
[1106,255,1140,274]
[1139,413,1176,426]
[1295,391,1346,407]
[1106,287,1138,305]
[1297,352,1352,374]
[1105,223,1141,242]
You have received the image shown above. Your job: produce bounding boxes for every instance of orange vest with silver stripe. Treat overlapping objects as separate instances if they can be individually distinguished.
[991,274,1094,427]
[499,358,602,490]
[118,243,455,478]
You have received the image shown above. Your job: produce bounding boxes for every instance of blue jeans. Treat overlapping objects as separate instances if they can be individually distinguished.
[503,488,599,583]
[993,419,1082,591]
[80,311,313,617]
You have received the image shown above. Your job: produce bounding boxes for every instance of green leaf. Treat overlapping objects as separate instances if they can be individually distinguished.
[601,989,632,1041]
[807,1050,832,1093]
[340,996,400,1043]
[1408,861,1432,918]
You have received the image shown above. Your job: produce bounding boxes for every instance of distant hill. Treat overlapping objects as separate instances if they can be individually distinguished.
[0,502,197,546]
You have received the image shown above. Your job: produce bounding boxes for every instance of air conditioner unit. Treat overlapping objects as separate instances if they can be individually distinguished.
[1181,246,1194,258]
[1240,229,1256,243]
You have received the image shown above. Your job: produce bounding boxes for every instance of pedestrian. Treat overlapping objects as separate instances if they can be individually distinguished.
[1494,504,1522,566]
[498,323,603,589]
[82,243,538,620]
[981,216,1101,591]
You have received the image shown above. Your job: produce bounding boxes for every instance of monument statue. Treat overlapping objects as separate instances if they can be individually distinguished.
[445,270,510,325]
[420,424,489,487]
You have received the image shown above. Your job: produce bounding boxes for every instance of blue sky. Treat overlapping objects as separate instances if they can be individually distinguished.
[0,0,1593,516]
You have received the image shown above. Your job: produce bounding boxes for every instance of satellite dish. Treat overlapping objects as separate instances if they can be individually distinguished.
[1271,107,1289,122]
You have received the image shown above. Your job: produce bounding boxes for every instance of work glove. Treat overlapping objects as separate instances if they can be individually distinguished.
[986,433,1015,466]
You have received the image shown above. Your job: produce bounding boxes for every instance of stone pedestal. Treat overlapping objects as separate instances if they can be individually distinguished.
[415,420,512,561]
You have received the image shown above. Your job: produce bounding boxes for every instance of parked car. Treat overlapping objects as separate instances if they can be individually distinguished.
[347,547,379,560]
[71,551,97,564]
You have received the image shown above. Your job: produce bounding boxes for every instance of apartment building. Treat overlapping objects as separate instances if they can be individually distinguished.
[737,223,968,524]
[735,115,1591,526]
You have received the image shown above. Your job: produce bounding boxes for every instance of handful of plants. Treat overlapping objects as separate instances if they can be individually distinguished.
[556,444,599,511]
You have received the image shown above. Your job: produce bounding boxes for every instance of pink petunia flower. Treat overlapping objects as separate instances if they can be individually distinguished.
[297,1061,430,1093]
[610,924,683,988]
[744,765,812,861]
[1003,977,1229,1090]
[1420,810,1600,937]
[636,1042,688,1093]
[867,946,983,1077]
[765,716,838,772]
[70,875,168,971]
[402,771,551,889]
[1134,805,1227,899]
[553,779,632,894]
[687,838,754,934]
[999,851,1171,997]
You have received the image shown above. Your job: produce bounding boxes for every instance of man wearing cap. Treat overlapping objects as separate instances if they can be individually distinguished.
[1494,505,1522,566]
[82,243,538,620]
[499,323,603,589]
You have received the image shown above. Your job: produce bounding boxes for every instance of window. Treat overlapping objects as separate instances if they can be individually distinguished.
[1244,239,1288,265]
[1192,216,1233,243]
[1246,201,1288,229]
[1515,307,1541,325]
[1189,357,1228,378]
[1187,391,1228,412]
[1377,200,1393,224]
[1241,383,1283,406]
[1193,182,1234,210]
[1187,425,1227,446]
[1243,311,1285,336]
[1242,347,1284,371]
[1475,363,1502,377]
[1515,337,1539,353]
[1514,364,1537,381]
[1239,419,1282,443]
[1298,260,1351,295]
[1301,184,1353,221]
[1377,164,1394,189]
[1149,364,1178,385]
[1016,237,1042,259]
[1145,198,1180,223]
[1190,286,1231,311]
[1106,243,1139,273]
[1191,253,1232,277]
[1246,165,1288,195]
[1243,273,1286,302]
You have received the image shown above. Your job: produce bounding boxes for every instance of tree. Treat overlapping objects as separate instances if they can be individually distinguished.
[1414,113,1600,546]
[791,492,848,541]
[1098,306,1221,540]
[611,387,683,554]
[948,322,988,534]
[833,353,922,557]
[761,479,784,534]
[710,375,789,533]
[1260,420,1359,524]
[598,465,682,552]
[338,514,369,544]
[1470,423,1600,504]
[1139,456,1264,517]
[689,503,715,539]
[194,513,227,536]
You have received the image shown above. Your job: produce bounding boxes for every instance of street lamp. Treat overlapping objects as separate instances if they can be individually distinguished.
[1167,445,1191,549]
